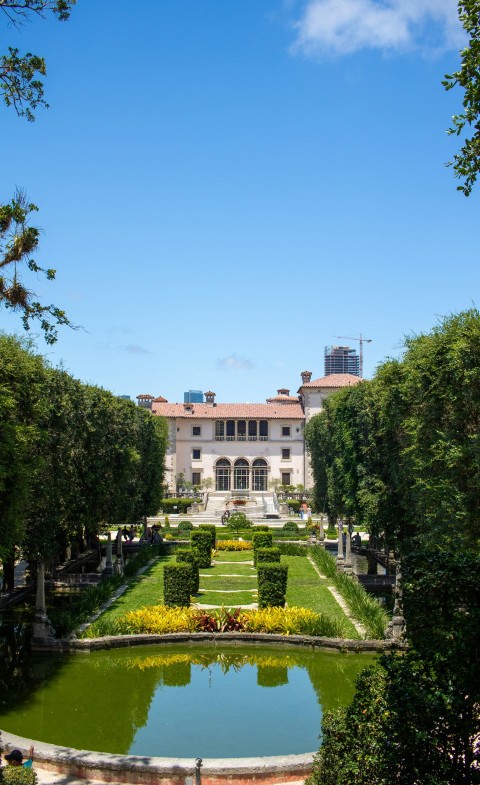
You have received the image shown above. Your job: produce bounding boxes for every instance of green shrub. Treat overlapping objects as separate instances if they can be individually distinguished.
[176,548,200,593]
[257,563,288,608]
[282,520,300,534]
[277,542,308,556]
[286,499,301,513]
[161,498,195,514]
[252,531,273,565]
[0,767,38,785]
[177,520,193,532]
[199,524,216,549]
[256,547,281,564]
[226,511,253,533]
[254,525,270,532]
[163,563,192,607]
[190,530,212,568]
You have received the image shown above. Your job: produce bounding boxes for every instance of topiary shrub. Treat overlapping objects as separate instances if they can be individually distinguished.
[226,511,252,533]
[176,548,200,593]
[199,524,216,550]
[257,563,288,608]
[191,530,212,568]
[252,531,273,565]
[254,525,270,532]
[256,547,281,564]
[164,563,192,607]
[282,520,299,534]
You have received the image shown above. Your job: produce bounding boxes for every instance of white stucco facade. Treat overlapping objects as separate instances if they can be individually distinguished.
[138,373,362,493]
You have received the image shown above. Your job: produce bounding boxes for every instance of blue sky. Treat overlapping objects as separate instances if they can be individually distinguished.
[1,0,478,402]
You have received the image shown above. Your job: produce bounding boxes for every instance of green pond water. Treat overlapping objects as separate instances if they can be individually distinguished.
[0,642,375,758]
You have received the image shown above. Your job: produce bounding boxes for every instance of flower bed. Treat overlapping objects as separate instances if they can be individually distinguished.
[215,540,252,551]
[83,605,346,638]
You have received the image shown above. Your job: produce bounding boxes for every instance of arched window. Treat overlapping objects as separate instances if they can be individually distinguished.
[252,459,268,491]
[215,458,231,491]
[234,458,249,491]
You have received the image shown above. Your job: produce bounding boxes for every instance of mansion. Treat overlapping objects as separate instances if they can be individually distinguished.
[137,372,362,495]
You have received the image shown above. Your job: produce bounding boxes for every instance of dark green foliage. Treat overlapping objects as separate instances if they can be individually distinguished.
[282,520,299,534]
[256,547,281,564]
[199,524,216,550]
[306,312,480,783]
[309,653,480,785]
[161,498,195,514]
[190,530,212,568]
[176,548,199,593]
[254,525,270,531]
[307,665,389,785]
[252,531,273,565]
[257,563,288,608]
[163,563,192,607]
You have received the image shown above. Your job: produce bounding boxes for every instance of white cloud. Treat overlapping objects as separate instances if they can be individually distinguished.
[217,353,255,371]
[291,0,463,57]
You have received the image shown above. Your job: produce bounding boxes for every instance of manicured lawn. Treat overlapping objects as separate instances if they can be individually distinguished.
[94,554,175,623]
[90,550,359,634]
[284,556,359,638]
[198,551,257,606]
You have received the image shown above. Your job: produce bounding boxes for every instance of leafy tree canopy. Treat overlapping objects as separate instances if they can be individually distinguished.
[444,0,480,196]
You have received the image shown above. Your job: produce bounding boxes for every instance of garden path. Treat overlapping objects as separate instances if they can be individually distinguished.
[307,555,366,637]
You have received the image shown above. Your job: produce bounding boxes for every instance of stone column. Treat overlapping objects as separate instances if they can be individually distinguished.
[344,530,353,574]
[336,519,344,571]
[103,532,113,577]
[33,560,54,640]
[318,518,325,544]
[142,515,148,541]
[385,564,405,641]
[114,528,124,575]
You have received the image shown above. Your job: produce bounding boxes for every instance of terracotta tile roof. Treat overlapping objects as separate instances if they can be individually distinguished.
[136,394,154,400]
[299,373,363,389]
[152,402,305,419]
[266,395,300,403]
[153,395,168,403]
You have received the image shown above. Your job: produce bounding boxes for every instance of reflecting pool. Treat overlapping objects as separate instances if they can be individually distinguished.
[0,644,375,758]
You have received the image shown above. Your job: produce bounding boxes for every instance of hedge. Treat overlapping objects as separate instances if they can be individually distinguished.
[282,520,300,534]
[285,499,301,513]
[199,524,216,549]
[164,563,192,607]
[252,531,273,565]
[161,498,196,514]
[257,563,288,608]
[176,548,200,593]
[256,547,281,564]
[191,530,212,568]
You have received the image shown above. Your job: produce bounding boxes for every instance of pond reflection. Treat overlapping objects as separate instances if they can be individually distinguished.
[0,644,375,758]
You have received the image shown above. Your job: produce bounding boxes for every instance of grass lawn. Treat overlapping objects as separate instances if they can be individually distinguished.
[197,551,257,607]
[94,554,175,623]
[284,556,359,638]
[89,550,359,634]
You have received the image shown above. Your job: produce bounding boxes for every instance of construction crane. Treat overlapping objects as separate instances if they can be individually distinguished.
[334,334,372,378]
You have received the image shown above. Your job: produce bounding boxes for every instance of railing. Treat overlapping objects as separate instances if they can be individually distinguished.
[215,435,269,441]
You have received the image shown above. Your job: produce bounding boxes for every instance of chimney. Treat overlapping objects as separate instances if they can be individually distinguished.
[205,390,216,405]
[277,388,290,396]
[301,371,312,384]
[136,394,154,409]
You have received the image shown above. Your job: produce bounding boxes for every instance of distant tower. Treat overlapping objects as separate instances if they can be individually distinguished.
[184,390,204,403]
[324,346,360,377]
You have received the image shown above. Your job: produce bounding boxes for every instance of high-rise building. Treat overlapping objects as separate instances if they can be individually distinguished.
[324,346,360,377]
[184,390,204,403]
